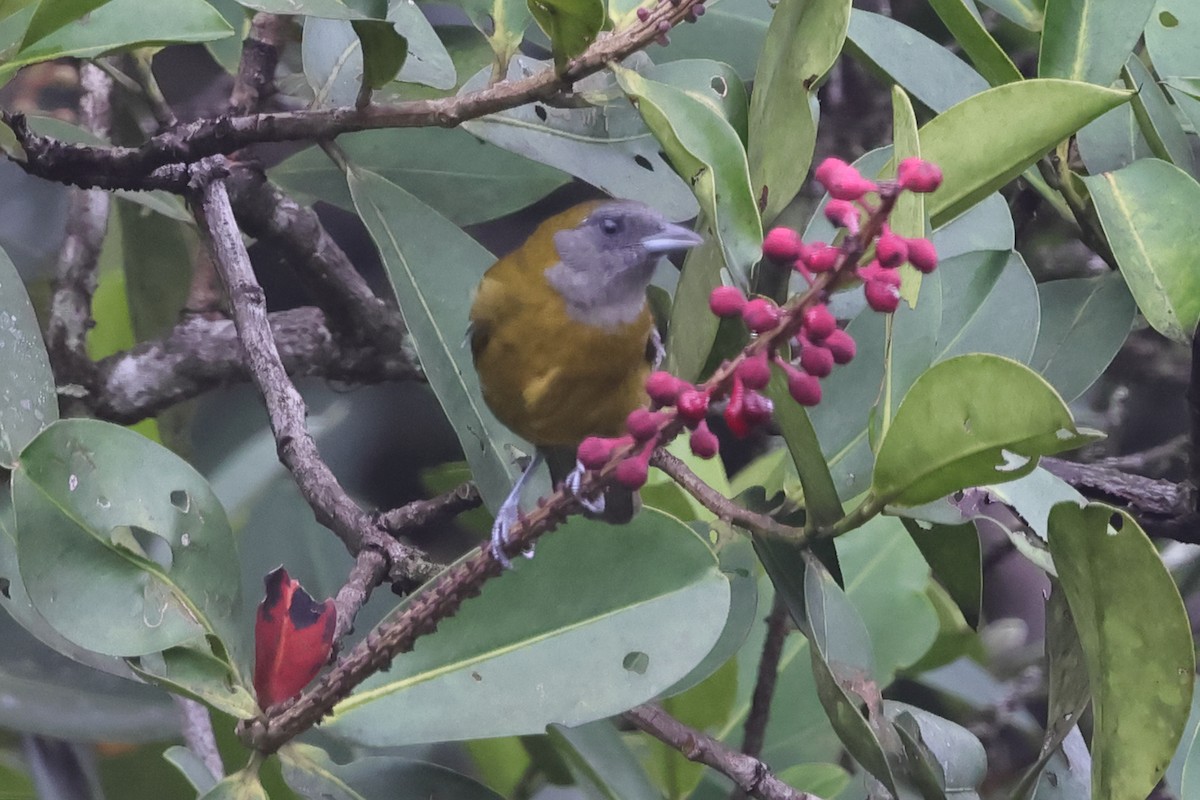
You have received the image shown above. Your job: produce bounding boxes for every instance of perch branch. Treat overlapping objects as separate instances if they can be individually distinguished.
[737,595,791,767]
[376,481,482,534]
[624,704,814,800]
[174,696,224,781]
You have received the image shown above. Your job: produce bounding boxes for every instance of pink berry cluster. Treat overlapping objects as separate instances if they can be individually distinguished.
[572,156,943,495]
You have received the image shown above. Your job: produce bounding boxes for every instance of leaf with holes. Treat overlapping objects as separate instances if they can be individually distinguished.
[873,355,1094,507]
[324,509,730,746]
[12,419,242,663]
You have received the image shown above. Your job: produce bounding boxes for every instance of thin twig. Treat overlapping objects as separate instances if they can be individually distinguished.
[174,696,223,781]
[376,482,482,534]
[737,595,791,767]
[127,52,177,130]
[650,449,803,540]
[332,550,388,642]
[624,704,813,800]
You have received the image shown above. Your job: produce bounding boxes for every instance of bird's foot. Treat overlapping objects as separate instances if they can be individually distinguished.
[564,460,606,515]
[490,500,535,568]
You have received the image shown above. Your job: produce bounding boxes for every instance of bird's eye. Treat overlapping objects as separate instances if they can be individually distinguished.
[600,217,621,235]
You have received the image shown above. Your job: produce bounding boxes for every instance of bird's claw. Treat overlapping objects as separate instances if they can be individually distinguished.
[565,460,606,515]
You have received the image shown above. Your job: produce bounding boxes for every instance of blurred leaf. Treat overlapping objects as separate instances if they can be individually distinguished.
[927,0,1022,85]
[0,241,55,467]
[387,0,454,88]
[234,0,372,16]
[664,232,723,383]
[0,756,34,800]
[527,0,603,71]
[1031,271,1136,402]
[20,0,115,49]
[453,0,530,70]
[280,742,505,799]
[12,419,243,662]
[981,466,1086,575]
[1047,502,1195,800]
[466,738,531,797]
[549,721,661,800]
[890,85,923,305]
[661,0,771,80]
[747,0,850,223]
[902,519,980,627]
[1038,0,1155,86]
[164,746,220,794]
[205,0,249,72]
[1145,0,1200,133]
[270,128,568,226]
[887,701,988,797]
[1122,57,1193,173]
[1083,158,1200,342]
[0,0,232,81]
[873,355,1091,507]
[976,0,1042,29]
[325,510,730,746]
[348,166,520,511]
[1033,727,1093,799]
[612,63,762,278]
[1183,719,1200,800]
[353,19,407,98]
[461,57,699,221]
[775,763,850,797]
[200,768,268,800]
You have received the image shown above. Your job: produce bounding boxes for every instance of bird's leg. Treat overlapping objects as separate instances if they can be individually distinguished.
[564,460,606,515]
[491,451,543,567]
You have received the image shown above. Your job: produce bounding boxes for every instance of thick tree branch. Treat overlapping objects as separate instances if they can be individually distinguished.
[230,13,288,115]
[6,5,703,191]
[624,704,813,800]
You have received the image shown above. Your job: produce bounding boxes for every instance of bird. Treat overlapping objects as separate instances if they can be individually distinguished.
[469,199,704,564]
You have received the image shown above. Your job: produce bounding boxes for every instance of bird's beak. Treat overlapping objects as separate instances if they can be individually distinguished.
[641,222,704,254]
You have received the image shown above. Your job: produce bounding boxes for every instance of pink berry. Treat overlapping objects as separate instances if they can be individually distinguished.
[741,298,782,334]
[614,450,651,490]
[803,243,840,273]
[577,436,615,469]
[783,363,821,406]
[825,328,856,364]
[709,285,747,318]
[801,303,836,341]
[677,390,709,425]
[906,237,938,273]
[824,199,860,233]
[897,158,943,193]
[814,157,850,187]
[865,277,901,313]
[645,370,684,406]
[626,408,661,442]
[724,376,749,438]
[636,6,650,20]
[800,344,834,378]
[875,225,908,269]
[736,352,772,390]
[762,227,804,262]
[742,391,774,426]
[689,420,719,459]
[826,171,877,202]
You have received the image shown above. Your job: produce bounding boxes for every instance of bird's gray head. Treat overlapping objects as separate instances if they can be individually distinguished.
[547,201,703,328]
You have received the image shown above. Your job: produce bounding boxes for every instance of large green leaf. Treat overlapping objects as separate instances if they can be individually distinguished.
[612,63,762,278]
[1031,271,1135,402]
[19,0,115,49]
[325,509,730,745]
[976,0,1042,29]
[527,0,603,71]
[1038,0,1155,87]
[927,0,1022,85]
[918,80,1130,226]
[280,742,506,799]
[1047,503,1194,800]
[1122,56,1193,173]
[873,355,1092,507]
[661,0,771,80]
[1144,0,1200,133]
[348,166,519,511]
[0,0,232,81]
[270,129,568,225]
[460,57,699,222]
[12,419,242,660]
[747,0,850,223]
[1082,159,1200,342]
[0,241,55,467]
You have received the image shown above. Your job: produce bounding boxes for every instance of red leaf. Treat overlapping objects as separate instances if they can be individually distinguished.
[253,566,336,709]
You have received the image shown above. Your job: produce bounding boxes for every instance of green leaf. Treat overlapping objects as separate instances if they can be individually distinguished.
[664,233,723,383]
[205,0,249,73]
[1122,57,1193,173]
[775,763,850,798]
[1047,502,1195,800]
[612,63,762,278]
[902,519,980,627]
[1031,271,1136,402]
[549,721,662,800]
[976,0,1042,30]
[387,0,455,89]
[661,0,771,81]
[348,166,519,511]
[1144,0,1200,133]
[919,79,1130,226]
[887,701,988,796]
[872,355,1091,507]
[650,59,750,145]
[280,741,506,799]
[747,0,850,223]
[1082,159,1200,342]
[352,18,407,98]
[1038,0,1156,86]
[163,746,219,795]
[20,0,115,49]
[12,419,242,659]
[0,0,232,81]
[233,0,371,17]
[927,0,1022,85]
[0,241,55,467]
[325,509,730,746]
[460,57,699,222]
[1183,720,1200,800]
[453,0,530,72]
[198,768,267,800]
[527,0,603,71]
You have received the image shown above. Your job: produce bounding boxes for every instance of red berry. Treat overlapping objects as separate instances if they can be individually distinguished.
[709,285,747,317]
[741,298,782,334]
[897,158,943,193]
[762,227,804,262]
[736,352,772,390]
[614,449,651,490]
[800,344,834,378]
[906,237,938,273]
[825,328,856,364]
[784,364,822,406]
[646,370,684,406]
[689,420,719,459]
[801,303,836,341]
[677,389,709,425]
[875,225,908,269]
[824,199,860,233]
[742,391,774,426]
[803,242,840,273]
[626,408,661,442]
[577,436,615,469]
[724,376,749,438]
[865,277,901,313]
